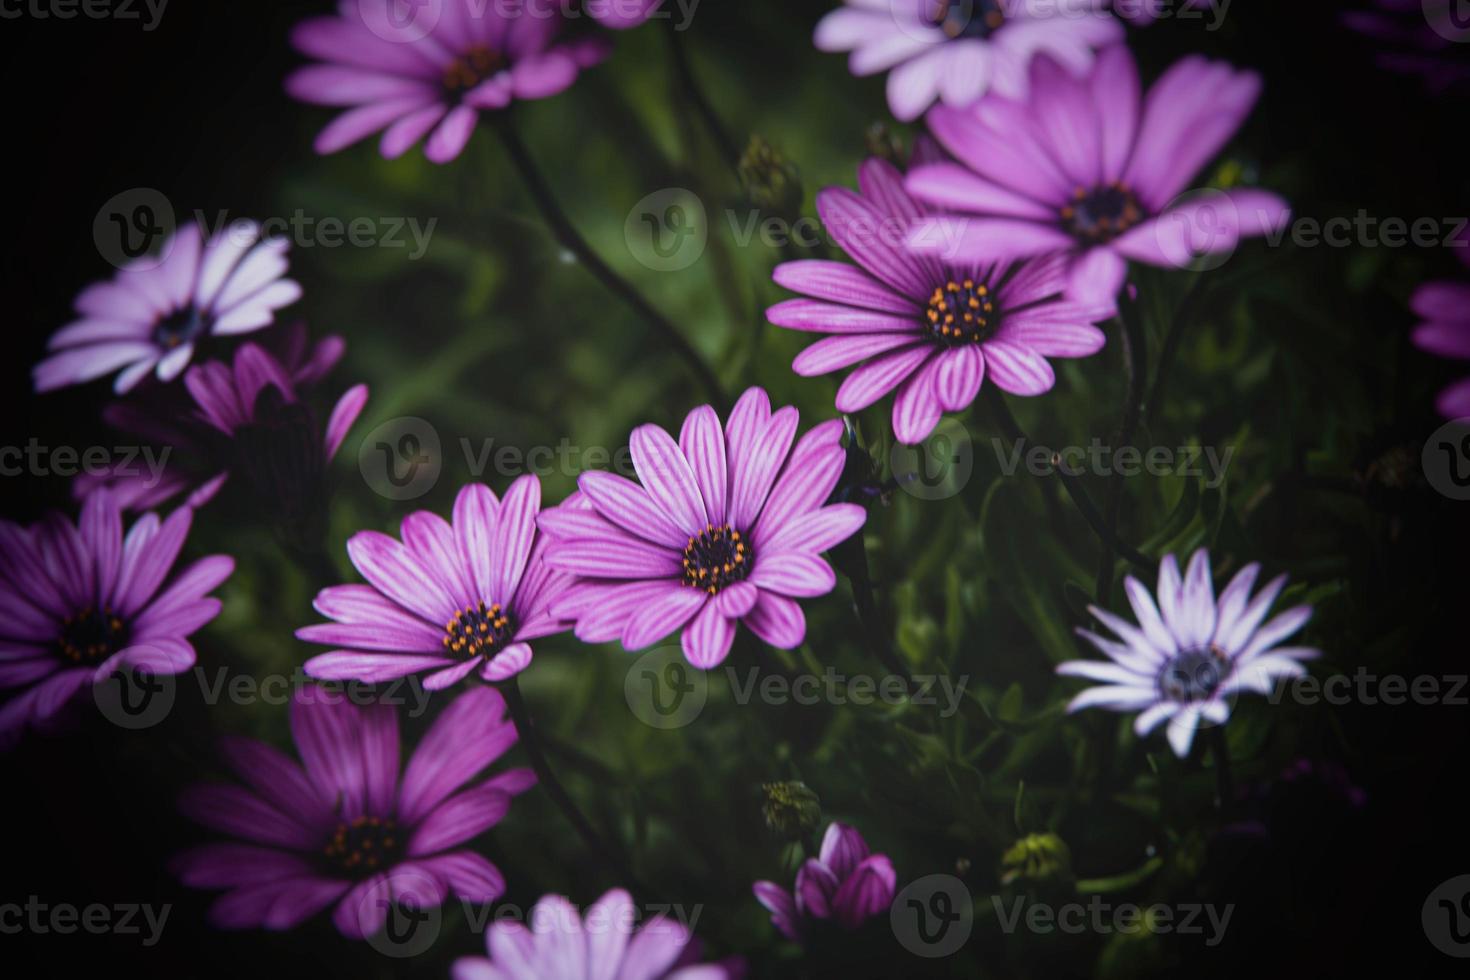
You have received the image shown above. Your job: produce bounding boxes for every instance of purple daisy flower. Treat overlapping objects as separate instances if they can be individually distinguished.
[299,476,572,687]
[452,888,745,980]
[0,492,233,748]
[173,686,533,937]
[1057,549,1319,758]
[768,156,1114,444]
[1410,228,1470,417]
[537,388,867,668]
[753,822,897,942]
[814,0,1122,122]
[76,323,357,511]
[1343,0,1470,94]
[286,0,611,164]
[34,222,301,394]
[905,46,1290,303]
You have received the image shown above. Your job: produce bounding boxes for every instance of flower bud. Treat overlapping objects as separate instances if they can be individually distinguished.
[999,833,1072,886]
[864,122,905,168]
[740,136,804,219]
[762,781,822,840]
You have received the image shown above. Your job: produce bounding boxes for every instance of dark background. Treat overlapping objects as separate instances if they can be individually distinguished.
[3,1,1469,977]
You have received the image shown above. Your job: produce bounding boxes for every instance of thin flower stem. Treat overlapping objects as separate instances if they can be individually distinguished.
[1209,727,1234,812]
[983,387,1152,572]
[840,533,912,684]
[502,676,645,892]
[1145,274,1208,429]
[1095,298,1149,602]
[492,115,728,413]
[663,18,743,174]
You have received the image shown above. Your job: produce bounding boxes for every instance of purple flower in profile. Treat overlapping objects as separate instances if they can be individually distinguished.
[299,476,572,687]
[76,323,357,512]
[538,388,867,668]
[173,686,533,938]
[184,336,369,535]
[1057,549,1318,758]
[814,0,1122,121]
[34,222,301,394]
[286,0,610,164]
[1410,230,1470,417]
[0,492,233,748]
[905,46,1289,303]
[1343,0,1470,94]
[753,822,897,942]
[768,157,1113,444]
[452,888,745,979]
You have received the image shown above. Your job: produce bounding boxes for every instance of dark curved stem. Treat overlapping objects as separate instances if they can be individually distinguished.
[1209,727,1234,812]
[1145,275,1208,428]
[840,533,912,684]
[984,387,1152,572]
[1095,299,1149,602]
[493,115,727,412]
[503,677,644,892]
[664,18,742,174]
